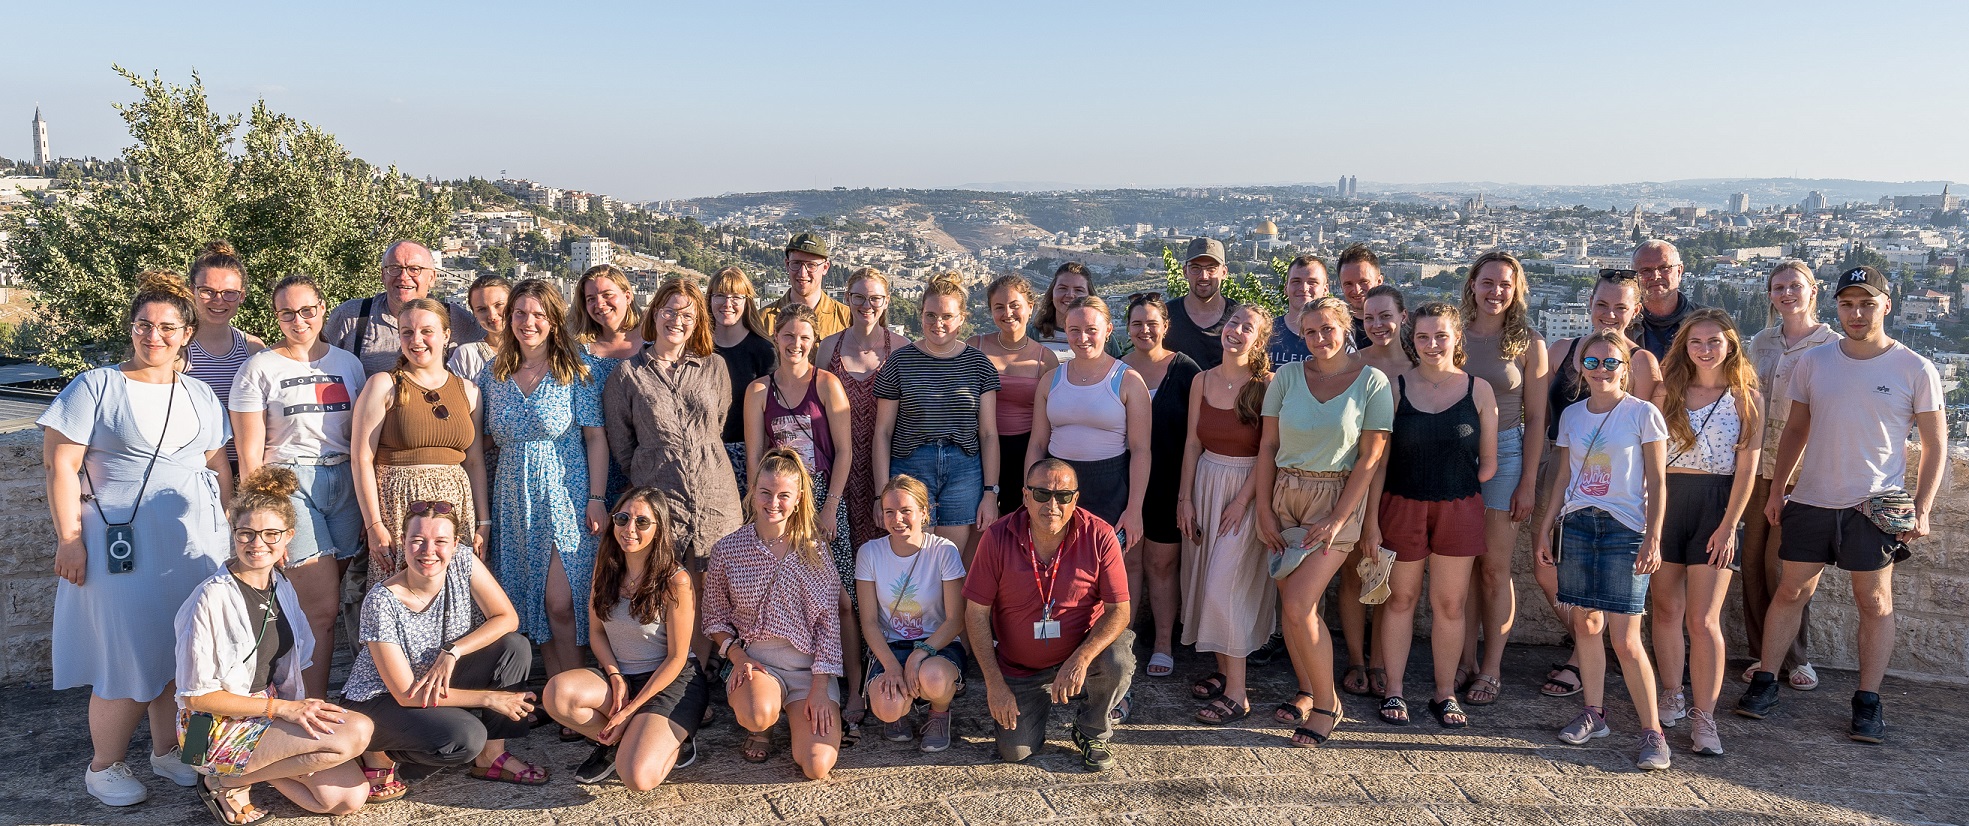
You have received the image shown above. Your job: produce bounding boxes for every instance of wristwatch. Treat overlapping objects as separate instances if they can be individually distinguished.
[981,485,1001,494]
[719,637,743,659]
[439,643,460,659]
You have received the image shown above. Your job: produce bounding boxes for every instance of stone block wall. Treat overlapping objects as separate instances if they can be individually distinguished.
[0,429,55,686]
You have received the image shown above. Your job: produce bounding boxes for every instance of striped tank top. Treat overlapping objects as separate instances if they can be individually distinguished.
[187,327,251,460]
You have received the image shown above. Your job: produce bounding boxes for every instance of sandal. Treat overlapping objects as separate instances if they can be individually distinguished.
[1340,664,1372,696]
[1367,667,1388,698]
[1291,706,1342,748]
[1146,652,1176,678]
[1275,690,1318,724]
[841,707,864,748]
[1453,666,1476,695]
[1378,695,1410,726]
[361,762,408,804]
[1540,665,1583,698]
[1429,697,1469,729]
[1111,693,1132,724]
[1192,671,1227,701]
[468,751,549,786]
[559,725,584,742]
[740,730,773,763]
[1196,696,1251,725]
[199,776,273,826]
[1465,674,1502,706]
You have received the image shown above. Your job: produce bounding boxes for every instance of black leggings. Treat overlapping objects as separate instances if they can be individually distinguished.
[348,631,534,771]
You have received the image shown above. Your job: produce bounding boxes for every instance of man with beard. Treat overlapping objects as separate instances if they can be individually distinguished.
[1165,237,1239,369]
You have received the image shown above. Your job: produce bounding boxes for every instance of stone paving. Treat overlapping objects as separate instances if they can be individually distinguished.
[8,642,1966,826]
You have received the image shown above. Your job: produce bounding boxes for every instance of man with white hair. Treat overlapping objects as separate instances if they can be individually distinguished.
[322,240,483,378]
[1629,239,1709,360]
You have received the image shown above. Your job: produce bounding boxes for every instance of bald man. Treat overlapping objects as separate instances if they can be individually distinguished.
[323,240,483,378]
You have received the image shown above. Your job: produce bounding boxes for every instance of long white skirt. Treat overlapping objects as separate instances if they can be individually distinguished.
[1179,451,1275,657]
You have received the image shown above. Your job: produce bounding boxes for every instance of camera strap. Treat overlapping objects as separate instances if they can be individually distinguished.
[84,372,178,528]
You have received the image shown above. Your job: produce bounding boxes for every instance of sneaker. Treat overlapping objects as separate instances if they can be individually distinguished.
[149,747,199,787]
[1071,727,1117,773]
[1790,662,1821,691]
[1658,690,1687,729]
[1688,707,1724,756]
[883,716,914,743]
[919,711,953,753]
[673,736,697,770]
[1635,730,1672,771]
[85,762,148,807]
[1735,672,1780,719]
[1850,692,1886,743]
[1249,633,1286,666]
[574,743,616,784]
[1558,709,1609,744]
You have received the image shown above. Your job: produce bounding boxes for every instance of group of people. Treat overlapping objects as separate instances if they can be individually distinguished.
[43,230,1942,822]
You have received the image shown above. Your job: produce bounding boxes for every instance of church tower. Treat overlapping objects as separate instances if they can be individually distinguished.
[31,107,50,165]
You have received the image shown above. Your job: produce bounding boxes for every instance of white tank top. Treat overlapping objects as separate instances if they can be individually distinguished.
[599,597,670,674]
[1668,392,1741,475]
[1046,359,1128,462]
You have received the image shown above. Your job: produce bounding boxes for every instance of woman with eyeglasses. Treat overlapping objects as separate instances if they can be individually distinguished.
[543,488,709,788]
[184,241,266,469]
[172,467,374,823]
[43,273,234,807]
[709,268,778,497]
[1254,295,1393,748]
[1532,329,1672,771]
[478,279,610,684]
[1032,262,1094,360]
[1118,292,1200,680]
[342,500,543,791]
[819,267,902,547]
[229,274,368,700]
[352,299,490,585]
[1533,269,1662,699]
[970,274,1058,518]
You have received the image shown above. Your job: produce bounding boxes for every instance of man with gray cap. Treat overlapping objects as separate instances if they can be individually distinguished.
[762,231,851,340]
[322,240,482,379]
[1165,237,1239,369]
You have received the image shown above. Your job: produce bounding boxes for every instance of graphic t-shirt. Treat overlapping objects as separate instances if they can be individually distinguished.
[229,345,365,462]
[854,534,966,643]
[1555,393,1668,533]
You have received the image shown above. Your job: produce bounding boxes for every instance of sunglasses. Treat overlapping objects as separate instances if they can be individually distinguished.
[422,388,450,420]
[612,512,657,530]
[1581,356,1625,371]
[232,528,288,546]
[408,501,454,516]
[1598,268,1640,283]
[1025,486,1079,504]
[1127,291,1163,304]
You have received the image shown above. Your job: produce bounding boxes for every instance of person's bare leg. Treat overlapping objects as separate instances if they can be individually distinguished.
[1755,562,1823,677]
[1849,567,1896,693]
[1146,539,1181,659]
[1429,556,1476,704]
[615,716,688,791]
[1649,564,1689,696]
[542,553,581,677]
[1218,652,1250,710]
[1278,550,1349,742]
[1684,564,1731,714]
[87,696,146,770]
[1572,608,1608,712]
[936,526,975,568]
[1337,546,1370,688]
[1609,613,1662,732]
[146,688,180,758]
[839,592,865,725]
[785,698,842,780]
[1376,560,1426,703]
[543,667,610,737]
[1475,508,1518,686]
[287,554,344,700]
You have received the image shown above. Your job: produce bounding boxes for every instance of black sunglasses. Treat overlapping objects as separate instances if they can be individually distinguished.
[422,388,450,421]
[408,501,454,516]
[1127,291,1163,305]
[1598,268,1640,282]
[1026,486,1079,504]
[1581,356,1625,371]
[611,512,657,530]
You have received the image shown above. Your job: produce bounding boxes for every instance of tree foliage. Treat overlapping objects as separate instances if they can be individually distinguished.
[2,67,451,373]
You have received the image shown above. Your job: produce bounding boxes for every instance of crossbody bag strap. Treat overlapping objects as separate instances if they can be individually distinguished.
[85,373,177,528]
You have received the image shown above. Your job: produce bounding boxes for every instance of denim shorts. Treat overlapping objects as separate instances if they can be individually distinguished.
[1556,506,1650,615]
[281,459,365,565]
[1479,426,1524,512]
[891,441,984,527]
[864,639,968,689]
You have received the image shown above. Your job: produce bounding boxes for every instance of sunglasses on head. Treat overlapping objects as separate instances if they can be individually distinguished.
[1026,486,1079,504]
[1127,291,1163,304]
[1598,268,1640,283]
[1581,356,1625,371]
[611,512,657,530]
[407,501,454,516]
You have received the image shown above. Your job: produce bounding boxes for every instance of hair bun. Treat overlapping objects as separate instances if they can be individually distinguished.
[136,270,193,300]
[238,466,299,500]
[202,240,237,258]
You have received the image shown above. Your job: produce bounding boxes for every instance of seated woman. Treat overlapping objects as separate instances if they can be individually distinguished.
[703,447,845,780]
[173,467,374,824]
[339,501,543,793]
[856,474,968,752]
[544,487,711,789]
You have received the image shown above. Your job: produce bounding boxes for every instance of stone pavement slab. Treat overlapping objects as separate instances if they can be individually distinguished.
[4,643,1964,825]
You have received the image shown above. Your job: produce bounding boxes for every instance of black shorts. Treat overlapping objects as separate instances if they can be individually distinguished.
[1777,501,1908,573]
[599,659,711,734]
[1660,473,1739,567]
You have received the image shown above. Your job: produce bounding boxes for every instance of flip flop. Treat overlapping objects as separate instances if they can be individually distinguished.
[1146,652,1176,678]
[1465,674,1502,706]
[1340,664,1373,696]
[740,731,773,763]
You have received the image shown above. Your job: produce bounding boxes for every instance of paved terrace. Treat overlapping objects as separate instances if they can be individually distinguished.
[9,642,1965,826]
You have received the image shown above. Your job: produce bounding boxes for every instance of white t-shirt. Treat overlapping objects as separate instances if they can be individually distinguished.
[1786,340,1942,510]
[854,534,966,643]
[448,341,494,384]
[1556,393,1669,533]
[228,345,365,462]
[125,374,203,454]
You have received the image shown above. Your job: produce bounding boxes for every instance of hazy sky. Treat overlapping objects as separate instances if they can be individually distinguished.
[8,1,1967,200]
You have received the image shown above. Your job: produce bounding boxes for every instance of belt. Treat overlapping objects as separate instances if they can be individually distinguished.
[283,454,350,467]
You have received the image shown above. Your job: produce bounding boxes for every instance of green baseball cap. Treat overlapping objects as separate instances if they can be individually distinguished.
[786,232,831,259]
[1185,236,1227,265]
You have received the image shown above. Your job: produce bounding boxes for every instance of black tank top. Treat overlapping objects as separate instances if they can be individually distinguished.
[1385,375,1482,502]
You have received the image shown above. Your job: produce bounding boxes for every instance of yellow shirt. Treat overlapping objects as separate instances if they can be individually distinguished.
[761,290,851,341]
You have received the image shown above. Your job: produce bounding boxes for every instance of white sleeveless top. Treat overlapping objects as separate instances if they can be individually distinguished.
[1045,359,1128,462]
[1667,392,1741,475]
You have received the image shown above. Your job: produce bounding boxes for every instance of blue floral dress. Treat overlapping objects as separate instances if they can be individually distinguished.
[478,356,605,645]
[582,349,630,505]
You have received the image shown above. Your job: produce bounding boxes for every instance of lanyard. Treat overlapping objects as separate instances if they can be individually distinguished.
[1025,529,1068,621]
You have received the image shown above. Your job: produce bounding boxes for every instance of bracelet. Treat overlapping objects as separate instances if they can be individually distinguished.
[264,695,276,718]
[912,640,939,656]
[587,494,606,503]
[476,520,493,527]
[604,669,623,678]
[369,520,385,529]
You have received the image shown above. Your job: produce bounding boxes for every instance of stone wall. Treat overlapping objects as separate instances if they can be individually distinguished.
[1,429,1965,686]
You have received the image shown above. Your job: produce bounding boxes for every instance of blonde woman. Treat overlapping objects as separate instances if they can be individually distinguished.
[856,475,968,752]
[820,267,904,547]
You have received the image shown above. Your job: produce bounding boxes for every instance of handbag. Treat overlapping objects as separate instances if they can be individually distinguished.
[1859,489,1917,537]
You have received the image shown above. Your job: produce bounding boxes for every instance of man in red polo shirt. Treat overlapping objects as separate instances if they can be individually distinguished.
[964,458,1133,772]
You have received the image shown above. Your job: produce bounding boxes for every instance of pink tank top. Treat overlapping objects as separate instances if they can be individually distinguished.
[1045,359,1128,461]
[762,371,836,476]
[996,374,1038,436]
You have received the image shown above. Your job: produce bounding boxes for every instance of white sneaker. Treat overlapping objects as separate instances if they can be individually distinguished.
[85,762,149,806]
[1658,690,1687,729]
[150,748,199,787]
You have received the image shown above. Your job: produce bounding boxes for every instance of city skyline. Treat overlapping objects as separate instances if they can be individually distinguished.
[7,1,1969,200]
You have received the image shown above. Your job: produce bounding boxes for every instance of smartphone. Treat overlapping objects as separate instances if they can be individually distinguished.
[180,712,213,766]
[105,524,136,574]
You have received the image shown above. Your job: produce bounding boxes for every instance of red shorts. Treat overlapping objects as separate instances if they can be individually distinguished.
[1377,492,1487,562]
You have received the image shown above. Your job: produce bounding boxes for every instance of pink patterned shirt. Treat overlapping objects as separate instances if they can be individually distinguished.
[701,524,845,676]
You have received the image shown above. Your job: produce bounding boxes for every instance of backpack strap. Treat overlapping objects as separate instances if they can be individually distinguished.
[352,296,374,360]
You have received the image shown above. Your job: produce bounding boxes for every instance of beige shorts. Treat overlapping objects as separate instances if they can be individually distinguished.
[744,639,842,706]
[1271,470,1367,556]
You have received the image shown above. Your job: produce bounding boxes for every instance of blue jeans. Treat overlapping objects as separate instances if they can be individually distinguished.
[1480,426,1524,511]
[1556,507,1649,615]
[281,460,365,565]
[891,441,984,527]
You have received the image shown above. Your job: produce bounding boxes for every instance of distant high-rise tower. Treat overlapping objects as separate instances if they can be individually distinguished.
[30,106,50,165]
[1337,175,1349,199]
[1728,192,1750,214]
[1801,191,1829,212]
[1347,176,1358,199]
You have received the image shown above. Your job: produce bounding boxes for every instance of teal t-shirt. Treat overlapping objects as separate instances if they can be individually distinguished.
[1261,363,1394,473]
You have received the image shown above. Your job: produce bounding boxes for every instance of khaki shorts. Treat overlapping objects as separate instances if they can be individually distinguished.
[1271,470,1367,556]
[745,639,842,705]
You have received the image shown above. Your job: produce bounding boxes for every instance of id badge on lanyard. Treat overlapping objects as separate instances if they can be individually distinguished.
[1033,603,1062,640]
[1028,536,1065,640]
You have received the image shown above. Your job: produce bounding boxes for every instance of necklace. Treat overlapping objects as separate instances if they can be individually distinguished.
[919,337,964,358]
[1414,369,1458,389]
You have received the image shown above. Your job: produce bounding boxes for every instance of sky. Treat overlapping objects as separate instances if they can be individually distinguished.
[7,1,1968,201]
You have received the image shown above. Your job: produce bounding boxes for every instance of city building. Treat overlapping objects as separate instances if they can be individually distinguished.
[1541,305,1592,340]
[1801,191,1830,212]
[1250,219,1285,259]
[1729,192,1750,214]
[30,107,49,166]
[570,236,613,274]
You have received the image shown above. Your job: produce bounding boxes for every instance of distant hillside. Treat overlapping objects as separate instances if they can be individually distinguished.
[1363,178,1958,210]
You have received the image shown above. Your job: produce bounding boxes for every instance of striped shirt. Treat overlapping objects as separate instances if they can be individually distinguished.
[700,524,844,676]
[873,343,1000,457]
[186,327,251,460]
